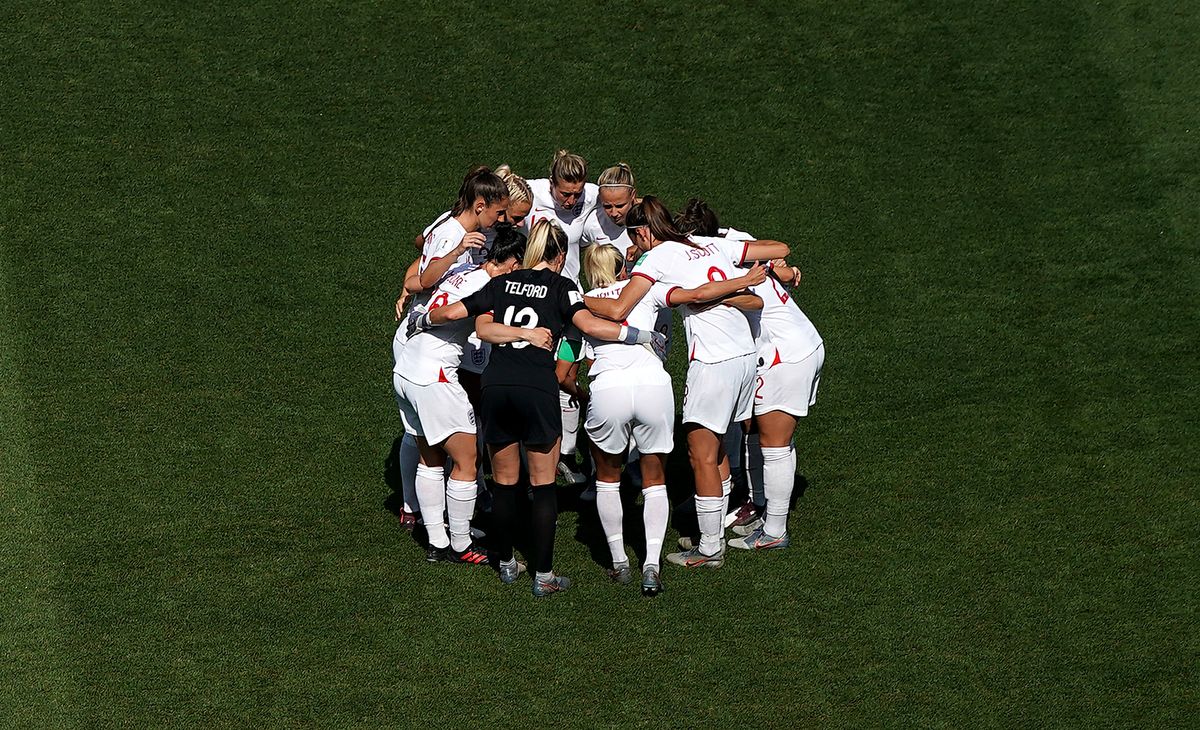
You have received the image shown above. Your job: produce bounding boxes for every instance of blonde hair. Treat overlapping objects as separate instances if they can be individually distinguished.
[583,243,623,290]
[550,149,588,184]
[524,219,568,269]
[597,162,635,191]
[495,164,533,206]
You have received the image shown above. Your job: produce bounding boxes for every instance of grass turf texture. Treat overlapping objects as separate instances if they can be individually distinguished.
[2,0,1197,725]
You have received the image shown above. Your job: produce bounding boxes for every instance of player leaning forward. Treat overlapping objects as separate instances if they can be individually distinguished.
[579,241,762,594]
[411,220,666,597]
[395,225,529,563]
[527,150,600,483]
[392,167,511,528]
[586,197,771,569]
[678,199,824,550]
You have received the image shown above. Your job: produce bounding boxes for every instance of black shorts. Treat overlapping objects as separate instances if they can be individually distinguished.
[480,385,562,446]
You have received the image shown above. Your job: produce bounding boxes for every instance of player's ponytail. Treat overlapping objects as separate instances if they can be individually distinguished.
[597,162,635,191]
[495,164,533,206]
[550,149,588,185]
[583,243,624,290]
[450,166,508,216]
[625,195,694,247]
[524,219,567,269]
[488,223,527,265]
[675,198,720,237]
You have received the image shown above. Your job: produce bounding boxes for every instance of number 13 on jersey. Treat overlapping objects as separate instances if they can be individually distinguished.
[502,305,539,348]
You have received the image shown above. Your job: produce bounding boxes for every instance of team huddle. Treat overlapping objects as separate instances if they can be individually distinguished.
[390,151,825,598]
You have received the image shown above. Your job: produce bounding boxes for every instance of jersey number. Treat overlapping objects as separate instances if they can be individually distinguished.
[429,293,450,310]
[707,267,728,282]
[502,305,539,348]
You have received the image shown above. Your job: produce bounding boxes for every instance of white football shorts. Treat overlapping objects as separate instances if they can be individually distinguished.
[682,354,756,433]
[754,343,824,417]
[392,372,476,445]
[585,380,675,455]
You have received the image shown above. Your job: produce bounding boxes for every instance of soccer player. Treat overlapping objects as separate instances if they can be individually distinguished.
[584,197,769,570]
[576,242,763,595]
[410,220,666,597]
[396,226,528,563]
[495,165,534,230]
[526,150,601,483]
[580,162,638,253]
[417,166,510,291]
[391,167,510,528]
[526,150,599,283]
[677,199,822,551]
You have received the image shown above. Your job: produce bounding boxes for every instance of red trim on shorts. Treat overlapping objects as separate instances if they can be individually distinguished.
[438,368,450,383]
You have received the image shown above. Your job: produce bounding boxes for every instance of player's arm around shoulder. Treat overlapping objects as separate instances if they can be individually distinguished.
[475,313,553,350]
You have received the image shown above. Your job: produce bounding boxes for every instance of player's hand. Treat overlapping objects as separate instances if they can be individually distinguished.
[649,331,668,360]
[395,293,410,321]
[740,263,767,287]
[524,327,553,351]
[771,258,800,284]
[406,309,431,339]
[456,231,486,255]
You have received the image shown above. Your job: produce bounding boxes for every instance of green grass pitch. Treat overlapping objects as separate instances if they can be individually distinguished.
[2,1,1196,726]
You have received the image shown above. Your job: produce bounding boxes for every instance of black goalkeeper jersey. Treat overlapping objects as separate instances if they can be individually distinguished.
[461,267,587,394]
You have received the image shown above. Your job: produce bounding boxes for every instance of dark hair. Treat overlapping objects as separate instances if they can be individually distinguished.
[488,223,527,264]
[450,166,509,216]
[624,195,694,246]
[675,198,720,237]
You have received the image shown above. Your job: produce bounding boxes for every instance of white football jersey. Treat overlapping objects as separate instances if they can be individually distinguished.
[418,214,487,285]
[527,178,600,283]
[398,263,492,385]
[630,240,757,364]
[705,233,823,364]
[583,279,672,386]
[581,209,633,253]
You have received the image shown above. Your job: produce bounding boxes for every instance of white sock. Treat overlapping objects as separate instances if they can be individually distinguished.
[642,485,668,570]
[446,477,477,552]
[595,481,625,565]
[559,390,579,456]
[721,476,732,518]
[399,433,420,513]
[415,464,448,548]
[696,495,724,556]
[762,446,795,538]
[746,432,764,507]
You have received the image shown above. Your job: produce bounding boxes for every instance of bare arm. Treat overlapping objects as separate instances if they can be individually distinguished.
[418,231,486,290]
[722,292,764,311]
[742,240,789,263]
[395,257,423,320]
[475,313,553,350]
[666,264,767,307]
[584,275,653,321]
[556,359,585,401]
[770,258,801,285]
[571,309,626,341]
[428,301,470,326]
